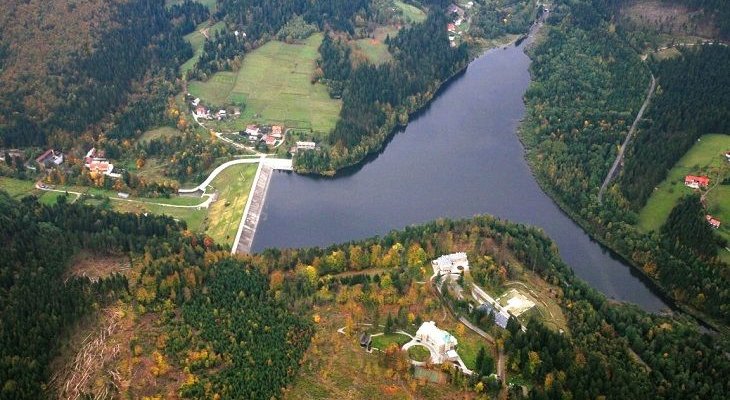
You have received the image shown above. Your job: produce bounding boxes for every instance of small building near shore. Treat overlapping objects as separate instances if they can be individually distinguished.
[194,106,210,119]
[432,252,469,277]
[271,125,284,139]
[263,134,276,146]
[245,124,260,136]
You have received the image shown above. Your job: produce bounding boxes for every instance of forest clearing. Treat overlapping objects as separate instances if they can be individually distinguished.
[180,21,226,76]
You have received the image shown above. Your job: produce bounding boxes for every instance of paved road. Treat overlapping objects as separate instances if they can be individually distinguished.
[191,113,263,155]
[36,184,213,208]
[179,157,266,194]
[598,73,656,203]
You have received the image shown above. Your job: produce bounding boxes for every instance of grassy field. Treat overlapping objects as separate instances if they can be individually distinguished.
[188,33,341,136]
[166,0,216,11]
[0,177,36,197]
[0,177,72,204]
[180,21,225,76]
[394,0,426,23]
[637,134,730,232]
[110,200,208,232]
[370,333,411,350]
[137,126,185,144]
[351,26,398,65]
[203,163,258,247]
[407,345,430,362]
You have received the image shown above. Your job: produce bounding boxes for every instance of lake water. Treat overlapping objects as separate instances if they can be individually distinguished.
[252,39,670,312]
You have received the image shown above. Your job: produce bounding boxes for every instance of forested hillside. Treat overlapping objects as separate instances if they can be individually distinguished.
[0,0,204,148]
[190,0,372,78]
[0,192,179,398]
[0,190,312,399]
[518,0,730,326]
[251,215,729,399]
[620,45,730,208]
[296,9,471,173]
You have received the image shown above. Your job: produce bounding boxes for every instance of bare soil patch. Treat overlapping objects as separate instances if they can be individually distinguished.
[621,0,718,38]
[66,251,131,281]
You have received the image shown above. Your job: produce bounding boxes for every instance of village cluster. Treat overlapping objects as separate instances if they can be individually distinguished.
[189,96,317,153]
[14,146,122,180]
[192,97,241,122]
[446,2,472,47]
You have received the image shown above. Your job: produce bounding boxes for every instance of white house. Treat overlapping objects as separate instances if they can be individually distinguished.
[296,141,316,150]
[415,321,458,363]
[432,252,469,277]
[245,124,260,136]
[191,98,200,107]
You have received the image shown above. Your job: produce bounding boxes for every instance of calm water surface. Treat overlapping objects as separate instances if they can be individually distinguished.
[253,41,670,312]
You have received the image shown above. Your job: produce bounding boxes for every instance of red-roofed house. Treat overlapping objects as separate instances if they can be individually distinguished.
[194,106,209,119]
[447,23,456,32]
[35,149,64,168]
[263,134,276,146]
[271,125,283,139]
[684,175,709,189]
[87,160,114,175]
[706,215,721,229]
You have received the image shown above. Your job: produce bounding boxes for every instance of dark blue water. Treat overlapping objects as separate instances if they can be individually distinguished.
[253,41,670,313]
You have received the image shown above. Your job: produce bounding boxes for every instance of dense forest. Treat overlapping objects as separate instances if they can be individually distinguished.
[0,192,180,398]
[662,194,726,259]
[471,0,537,39]
[0,190,312,399]
[518,0,730,325]
[620,45,730,208]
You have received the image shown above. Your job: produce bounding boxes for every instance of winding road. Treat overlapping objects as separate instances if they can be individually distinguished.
[36,184,214,208]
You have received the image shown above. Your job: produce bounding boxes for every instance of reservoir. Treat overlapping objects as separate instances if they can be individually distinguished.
[252,39,670,313]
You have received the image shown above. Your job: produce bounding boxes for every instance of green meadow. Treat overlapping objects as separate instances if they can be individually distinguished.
[188,33,341,136]
[637,134,730,234]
